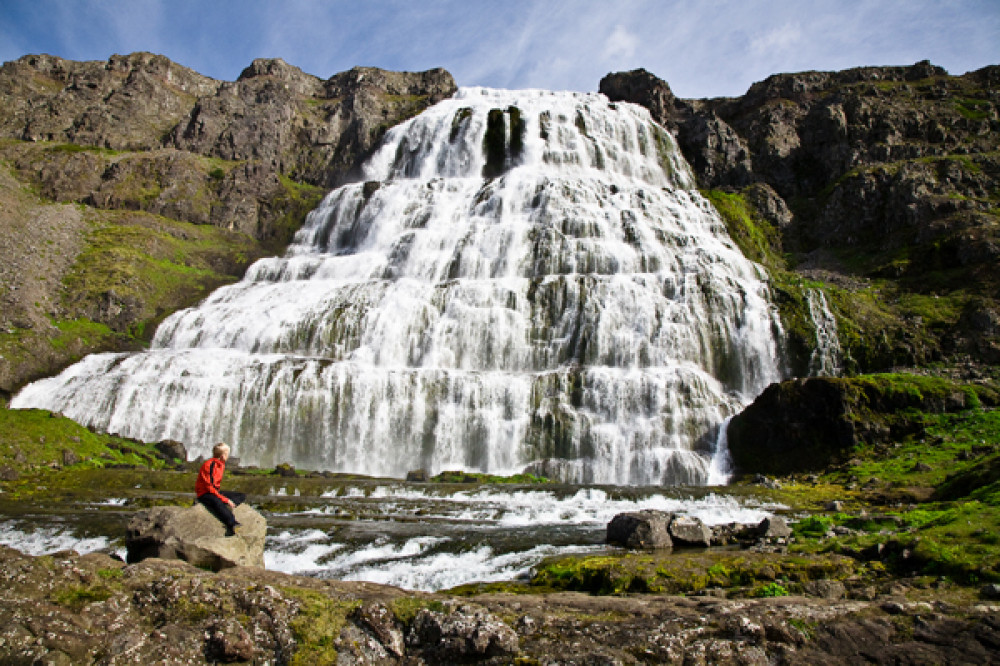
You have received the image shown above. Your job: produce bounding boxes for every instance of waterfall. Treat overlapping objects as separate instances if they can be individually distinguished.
[806,288,842,377]
[12,88,783,485]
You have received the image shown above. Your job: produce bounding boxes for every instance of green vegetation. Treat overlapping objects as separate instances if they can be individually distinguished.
[51,583,115,610]
[429,470,551,484]
[284,588,360,665]
[0,407,170,478]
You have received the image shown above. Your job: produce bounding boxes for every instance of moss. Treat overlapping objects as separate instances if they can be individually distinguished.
[0,407,171,480]
[51,583,114,610]
[388,597,446,624]
[530,550,864,597]
[284,588,360,665]
[429,470,551,485]
[955,98,991,121]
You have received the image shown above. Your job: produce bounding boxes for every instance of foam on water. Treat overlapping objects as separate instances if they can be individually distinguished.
[0,520,114,556]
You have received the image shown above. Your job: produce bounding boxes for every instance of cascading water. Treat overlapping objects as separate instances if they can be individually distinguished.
[13,88,783,485]
[806,288,842,377]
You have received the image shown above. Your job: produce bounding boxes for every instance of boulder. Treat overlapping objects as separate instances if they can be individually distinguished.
[126,502,266,570]
[668,515,713,548]
[758,516,793,540]
[155,439,188,463]
[606,510,673,549]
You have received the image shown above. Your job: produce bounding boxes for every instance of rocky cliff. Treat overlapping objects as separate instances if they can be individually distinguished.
[602,61,999,376]
[0,52,456,396]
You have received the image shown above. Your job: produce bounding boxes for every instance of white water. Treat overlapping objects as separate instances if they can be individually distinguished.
[13,88,784,485]
[261,484,780,591]
[806,288,842,377]
[0,485,782,592]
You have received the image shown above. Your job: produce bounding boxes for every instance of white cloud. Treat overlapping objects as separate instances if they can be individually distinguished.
[603,24,639,61]
[749,22,803,56]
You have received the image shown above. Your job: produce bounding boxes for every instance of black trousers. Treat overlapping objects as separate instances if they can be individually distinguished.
[197,491,246,529]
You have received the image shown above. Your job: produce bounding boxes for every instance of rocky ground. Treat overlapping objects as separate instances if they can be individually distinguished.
[2,544,999,664]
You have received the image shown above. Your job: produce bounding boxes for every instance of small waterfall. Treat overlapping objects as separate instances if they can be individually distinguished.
[13,88,783,485]
[806,288,842,377]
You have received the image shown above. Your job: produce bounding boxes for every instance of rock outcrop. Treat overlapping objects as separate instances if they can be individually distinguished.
[4,545,999,664]
[726,375,998,475]
[607,510,717,549]
[125,502,267,570]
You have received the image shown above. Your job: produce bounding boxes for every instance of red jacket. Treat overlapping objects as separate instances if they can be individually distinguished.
[195,457,226,500]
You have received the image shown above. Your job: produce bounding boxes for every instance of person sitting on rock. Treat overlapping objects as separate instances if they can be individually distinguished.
[195,442,245,536]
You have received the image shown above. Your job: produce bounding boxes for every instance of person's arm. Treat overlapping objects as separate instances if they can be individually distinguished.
[205,459,234,505]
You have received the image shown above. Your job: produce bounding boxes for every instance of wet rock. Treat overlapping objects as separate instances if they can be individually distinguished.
[125,503,266,570]
[668,514,712,548]
[405,469,428,482]
[273,463,297,477]
[607,510,673,549]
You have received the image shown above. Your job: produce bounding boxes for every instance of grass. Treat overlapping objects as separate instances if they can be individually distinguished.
[0,407,170,477]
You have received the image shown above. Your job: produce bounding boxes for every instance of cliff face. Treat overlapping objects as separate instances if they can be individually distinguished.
[603,62,999,375]
[0,52,456,396]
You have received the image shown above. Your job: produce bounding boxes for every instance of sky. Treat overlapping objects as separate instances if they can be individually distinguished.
[1,0,998,99]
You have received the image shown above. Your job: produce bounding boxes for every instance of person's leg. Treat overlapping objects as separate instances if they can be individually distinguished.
[220,490,246,506]
[197,493,237,533]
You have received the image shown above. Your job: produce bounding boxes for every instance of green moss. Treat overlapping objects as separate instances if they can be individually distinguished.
[388,597,446,624]
[702,189,783,270]
[429,470,551,484]
[51,584,114,610]
[284,588,360,665]
[955,98,991,121]
[0,407,170,479]
[750,581,790,597]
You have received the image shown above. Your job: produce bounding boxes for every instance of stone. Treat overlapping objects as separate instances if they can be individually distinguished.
[155,439,188,463]
[61,448,79,466]
[405,469,428,482]
[804,579,847,599]
[125,503,266,570]
[0,465,18,481]
[606,510,673,549]
[668,515,712,548]
[825,500,844,512]
[758,516,793,539]
[407,606,518,660]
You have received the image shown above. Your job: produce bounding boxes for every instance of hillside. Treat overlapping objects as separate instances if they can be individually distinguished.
[0,52,455,396]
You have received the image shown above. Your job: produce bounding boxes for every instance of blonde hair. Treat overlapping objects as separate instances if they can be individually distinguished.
[212,442,230,459]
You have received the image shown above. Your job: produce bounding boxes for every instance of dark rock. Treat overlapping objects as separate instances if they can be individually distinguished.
[60,448,79,466]
[155,439,188,463]
[606,510,673,549]
[405,469,428,482]
[0,465,18,481]
[125,503,266,570]
[981,583,1000,600]
[273,463,297,477]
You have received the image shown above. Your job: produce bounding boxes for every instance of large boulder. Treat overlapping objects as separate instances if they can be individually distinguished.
[126,503,266,570]
[606,510,673,549]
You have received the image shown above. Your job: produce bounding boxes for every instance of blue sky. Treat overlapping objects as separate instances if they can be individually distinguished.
[1,0,997,99]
